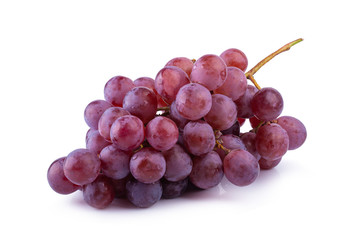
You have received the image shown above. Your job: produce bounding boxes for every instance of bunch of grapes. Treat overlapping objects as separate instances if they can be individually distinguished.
[47,39,307,209]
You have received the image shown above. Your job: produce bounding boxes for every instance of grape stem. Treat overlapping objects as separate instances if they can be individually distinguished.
[157,106,170,111]
[245,38,303,78]
[248,74,261,90]
[216,139,231,155]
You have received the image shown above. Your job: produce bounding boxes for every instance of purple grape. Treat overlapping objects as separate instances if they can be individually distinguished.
[169,101,189,129]
[133,77,155,90]
[122,86,157,124]
[223,149,259,186]
[98,107,130,141]
[255,123,289,160]
[104,76,134,107]
[240,132,261,160]
[165,57,194,77]
[110,115,145,151]
[221,120,240,136]
[86,130,111,155]
[161,178,189,199]
[83,175,115,209]
[190,151,224,189]
[129,148,166,184]
[277,116,307,150]
[183,121,215,156]
[47,157,80,194]
[126,179,162,208]
[84,100,112,129]
[220,48,248,72]
[99,144,130,180]
[155,66,190,104]
[259,157,282,170]
[86,128,96,143]
[214,67,247,101]
[175,83,212,120]
[251,87,283,121]
[162,144,192,182]
[63,149,101,186]
[145,116,179,151]
[215,134,247,160]
[190,54,227,91]
[249,116,262,129]
[112,177,129,198]
[234,85,258,118]
[204,94,237,130]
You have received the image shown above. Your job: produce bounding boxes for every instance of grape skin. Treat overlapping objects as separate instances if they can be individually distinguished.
[175,83,212,121]
[220,48,248,72]
[129,148,166,184]
[126,179,162,208]
[215,134,247,160]
[83,175,115,209]
[162,144,192,182]
[234,85,258,118]
[63,149,101,186]
[145,116,179,151]
[84,100,112,130]
[214,67,247,101]
[133,77,155,90]
[110,115,145,151]
[251,87,283,121]
[190,151,224,190]
[169,101,189,130]
[190,54,227,91]
[223,149,259,186]
[98,107,130,142]
[204,94,237,131]
[165,57,194,77]
[99,144,130,180]
[104,76,134,107]
[86,130,111,155]
[47,157,80,194]
[161,178,189,199]
[255,123,289,160]
[277,116,307,150]
[240,132,261,161]
[221,120,240,136]
[183,120,215,156]
[259,157,282,170]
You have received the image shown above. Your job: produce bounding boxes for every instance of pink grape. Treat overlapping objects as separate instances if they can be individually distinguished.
[214,67,247,101]
[133,77,155,90]
[161,178,189,199]
[165,57,194,77]
[86,130,111,155]
[215,134,247,160]
[162,144,192,182]
[259,157,282,170]
[169,101,189,129]
[122,87,157,124]
[145,116,179,151]
[83,175,115,209]
[63,149,101,186]
[110,115,145,151]
[240,132,261,161]
[175,83,212,120]
[221,120,240,136]
[223,149,259,186]
[234,85,258,118]
[126,179,162,208]
[97,107,130,142]
[190,54,227,91]
[249,116,262,129]
[183,120,215,156]
[277,116,307,150]
[220,48,248,72]
[204,94,237,130]
[84,100,112,130]
[104,76,134,107]
[47,157,80,194]
[85,128,96,142]
[251,87,283,121]
[99,144,130,180]
[155,66,190,104]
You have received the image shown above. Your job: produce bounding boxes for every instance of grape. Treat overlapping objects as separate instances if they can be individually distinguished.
[223,149,259,186]
[190,151,223,190]
[126,179,162,208]
[190,54,227,91]
[85,128,96,143]
[220,48,248,72]
[111,177,129,198]
[63,149,101,186]
[83,175,115,209]
[255,123,289,160]
[110,115,145,151]
[165,57,194,77]
[145,116,179,151]
[204,94,237,130]
[104,76,134,107]
[133,77,155,90]
[251,87,283,121]
[221,120,240,136]
[47,157,80,194]
[169,101,189,129]
[86,130,111,155]
[162,144,192,182]
[175,83,212,120]
[183,120,215,156]
[129,148,166,184]
[155,66,190,103]
[259,157,282,170]
[238,118,246,127]
[234,85,258,118]
[240,132,261,161]
[214,67,247,101]
[99,144,130,180]
[249,116,262,129]
[161,178,189,199]
[84,100,112,130]
[122,87,157,124]
[277,116,307,150]
[98,107,130,141]
[215,134,247,160]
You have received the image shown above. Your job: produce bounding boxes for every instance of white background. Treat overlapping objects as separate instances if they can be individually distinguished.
[0,0,359,239]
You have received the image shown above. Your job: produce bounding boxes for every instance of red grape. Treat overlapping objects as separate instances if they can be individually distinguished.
[165,57,194,77]
[204,94,237,130]
[99,144,130,180]
[277,116,307,150]
[104,76,134,107]
[126,179,162,208]
[234,85,258,118]
[214,67,247,101]
[183,120,215,156]
[146,116,179,151]
[83,175,115,209]
[259,157,282,170]
[86,130,111,155]
[251,87,283,121]
[84,100,112,130]
[220,48,248,72]
[98,107,130,141]
[162,144,192,182]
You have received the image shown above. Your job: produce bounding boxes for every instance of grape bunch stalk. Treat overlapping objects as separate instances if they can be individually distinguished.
[47,39,307,209]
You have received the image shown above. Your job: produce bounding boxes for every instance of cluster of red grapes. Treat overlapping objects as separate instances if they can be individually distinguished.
[47,45,306,209]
